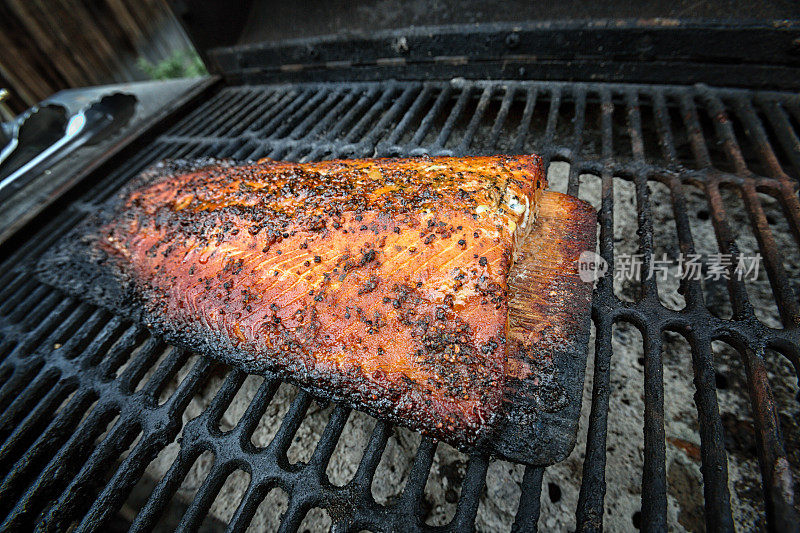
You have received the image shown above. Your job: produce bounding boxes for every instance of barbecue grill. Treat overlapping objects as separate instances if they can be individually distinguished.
[1,3,799,531]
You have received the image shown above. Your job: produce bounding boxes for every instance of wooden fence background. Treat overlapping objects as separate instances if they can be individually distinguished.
[0,0,195,114]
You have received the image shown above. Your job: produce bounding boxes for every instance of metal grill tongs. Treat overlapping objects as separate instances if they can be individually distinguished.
[0,92,135,202]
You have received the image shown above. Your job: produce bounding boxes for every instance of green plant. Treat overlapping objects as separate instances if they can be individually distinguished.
[137,49,207,80]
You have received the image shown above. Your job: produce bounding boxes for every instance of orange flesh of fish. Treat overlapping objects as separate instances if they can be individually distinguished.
[99,155,545,444]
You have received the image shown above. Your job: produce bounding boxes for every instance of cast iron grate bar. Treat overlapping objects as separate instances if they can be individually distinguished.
[0,79,798,531]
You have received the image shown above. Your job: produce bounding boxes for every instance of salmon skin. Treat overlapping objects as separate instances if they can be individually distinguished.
[38,155,552,453]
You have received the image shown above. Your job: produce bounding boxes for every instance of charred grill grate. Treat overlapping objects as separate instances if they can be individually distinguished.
[0,79,799,531]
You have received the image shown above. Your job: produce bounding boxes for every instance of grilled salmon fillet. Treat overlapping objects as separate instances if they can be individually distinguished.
[98,155,543,446]
[39,154,598,462]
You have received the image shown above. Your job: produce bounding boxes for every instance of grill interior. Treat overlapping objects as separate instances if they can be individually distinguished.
[0,79,799,531]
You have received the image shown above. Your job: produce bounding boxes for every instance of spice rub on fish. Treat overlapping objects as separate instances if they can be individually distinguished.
[47,155,545,448]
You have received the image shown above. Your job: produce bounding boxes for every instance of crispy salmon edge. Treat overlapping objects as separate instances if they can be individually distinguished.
[490,191,596,465]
